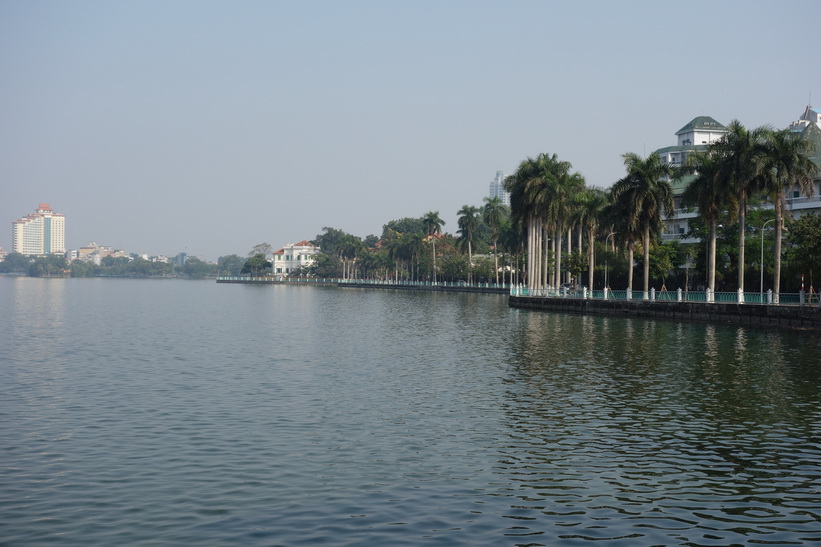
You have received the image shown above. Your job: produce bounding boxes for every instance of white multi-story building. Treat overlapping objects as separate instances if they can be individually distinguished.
[12,203,65,256]
[658,108,821,241]
[785,105,821,218]
[488,170,510,206]
[272,240,320,275]
[655,116,728,241]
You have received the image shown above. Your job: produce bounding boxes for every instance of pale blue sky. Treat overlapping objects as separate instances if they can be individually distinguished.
[2,0,818,260]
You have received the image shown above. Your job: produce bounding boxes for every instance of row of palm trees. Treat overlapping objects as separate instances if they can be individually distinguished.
[505,120,818,299]
[421,198,512,285]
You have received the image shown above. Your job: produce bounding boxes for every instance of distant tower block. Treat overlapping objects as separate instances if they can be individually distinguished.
[488,171,510,206]
[12,203,66,256]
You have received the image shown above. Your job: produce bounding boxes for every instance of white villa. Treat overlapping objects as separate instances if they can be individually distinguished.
[272,240,320,275]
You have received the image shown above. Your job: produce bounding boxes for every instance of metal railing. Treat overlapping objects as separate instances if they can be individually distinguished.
[509,285,817,306]
[337,278,511,290]
[216,276,513,290]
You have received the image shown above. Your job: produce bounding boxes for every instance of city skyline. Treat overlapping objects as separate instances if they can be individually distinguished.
[2,1,819,261]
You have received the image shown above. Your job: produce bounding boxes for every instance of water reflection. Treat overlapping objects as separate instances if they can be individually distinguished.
[500,310,821,544]
[7,277,68,353]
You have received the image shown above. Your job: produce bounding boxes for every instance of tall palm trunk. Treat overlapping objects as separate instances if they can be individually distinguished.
[493,237,499,285]
[555,225,563,290]
[737,195,747,297]
[543,225,550,292]
[566,227,572,284]
[627,243,634,293]
[773,194,784,304]
[527,216,537,290]
[431,239,436,283]
[642,220,651,300]
[707,216,717,300]
[587,224,595,292]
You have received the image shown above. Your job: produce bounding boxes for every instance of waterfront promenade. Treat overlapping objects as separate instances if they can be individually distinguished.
[215,276,821,330]
[215,276,509,294]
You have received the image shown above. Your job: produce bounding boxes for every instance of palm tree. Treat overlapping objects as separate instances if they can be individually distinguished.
[681,148,737,300]
[483,196,508,285]
[422,211,445,283]
[457,205,480,282]
[611,152,675,299]
[713,120,767,296]
[757,127,818,300]
[574,187,609,291]
[506,152,585,293]
[505,155,547,291]
[499,217,526,286]
[544,167,585,288]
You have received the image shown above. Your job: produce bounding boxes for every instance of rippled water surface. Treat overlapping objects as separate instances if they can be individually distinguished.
[2,277,821,545]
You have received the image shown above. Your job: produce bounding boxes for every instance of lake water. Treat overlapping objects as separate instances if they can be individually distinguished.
[2,277,821,546]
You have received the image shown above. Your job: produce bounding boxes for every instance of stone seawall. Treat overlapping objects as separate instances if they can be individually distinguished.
[509,296,821,331]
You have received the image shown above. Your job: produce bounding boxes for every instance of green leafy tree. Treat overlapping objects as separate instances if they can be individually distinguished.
[101,256,130,275]
[565,251,587,287]
[439,252,470,282]
[650,241,680,289]
[69,259,94,277]
[241,254,272,276]
[217,254,245,276]
[28,255,68,277]
[249,243,273,257]
[181,257,213,278]
[363,234,380,248]
[786,213,821,279]
[381,218,425,240]
[310,253,341,278]
[0,252,31,273]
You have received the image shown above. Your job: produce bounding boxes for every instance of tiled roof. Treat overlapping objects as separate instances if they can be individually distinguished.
[676,116,726,135]
[655,144,706,154]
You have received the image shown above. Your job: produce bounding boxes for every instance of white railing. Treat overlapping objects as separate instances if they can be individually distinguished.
[509,285,817,306]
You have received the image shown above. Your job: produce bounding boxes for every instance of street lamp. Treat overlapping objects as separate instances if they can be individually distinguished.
[761,218,775,300]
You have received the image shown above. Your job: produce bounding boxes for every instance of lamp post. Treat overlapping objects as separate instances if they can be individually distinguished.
[604,232,616,294]
[761,218,775,301]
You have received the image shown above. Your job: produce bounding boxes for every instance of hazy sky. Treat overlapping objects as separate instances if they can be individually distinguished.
[2,1,819,261]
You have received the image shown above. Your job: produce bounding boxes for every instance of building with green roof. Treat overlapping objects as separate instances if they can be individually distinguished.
[654,116,728,242]
[656,109,821,243]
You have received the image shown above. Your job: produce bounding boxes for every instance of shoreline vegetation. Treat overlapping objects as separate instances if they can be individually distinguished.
[4,123,820,292]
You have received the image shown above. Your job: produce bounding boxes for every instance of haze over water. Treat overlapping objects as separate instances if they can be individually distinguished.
[2,277,820,545]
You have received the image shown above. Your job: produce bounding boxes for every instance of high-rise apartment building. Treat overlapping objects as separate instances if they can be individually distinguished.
[12,203,66,256]
[488,171,510,206]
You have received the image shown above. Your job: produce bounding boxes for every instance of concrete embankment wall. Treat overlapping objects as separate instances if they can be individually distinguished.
[340,283,509,294]
[509,296,821,331]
